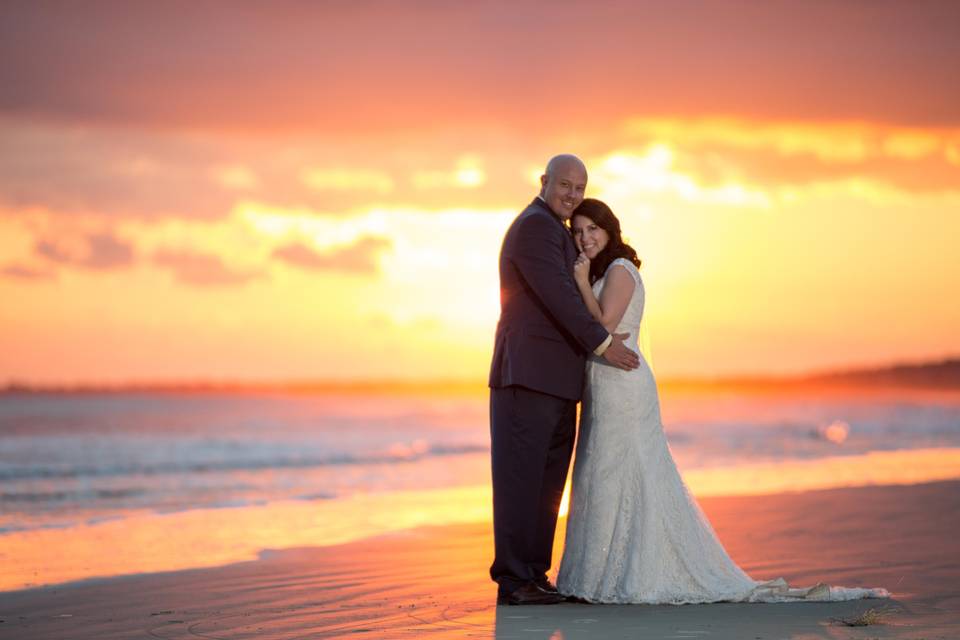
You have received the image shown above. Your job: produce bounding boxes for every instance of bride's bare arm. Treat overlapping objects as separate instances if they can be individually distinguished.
[574,260,634,334]
[596,266,635,332]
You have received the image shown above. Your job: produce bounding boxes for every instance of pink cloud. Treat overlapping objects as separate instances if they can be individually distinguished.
[0,264,55,280]
[35,239,71,263]
[153,248,261,286]
[34,232,135,270]
[0,2,957,133]
[81,233,135,269]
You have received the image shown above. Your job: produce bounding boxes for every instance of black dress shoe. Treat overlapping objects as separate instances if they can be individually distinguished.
[497,583,564,605]
[535,578,559,594]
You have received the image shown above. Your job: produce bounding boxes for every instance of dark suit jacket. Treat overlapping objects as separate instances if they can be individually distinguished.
[488,197,610,400]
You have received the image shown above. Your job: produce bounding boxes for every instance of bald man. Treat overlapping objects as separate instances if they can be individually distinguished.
[488,154,640,605]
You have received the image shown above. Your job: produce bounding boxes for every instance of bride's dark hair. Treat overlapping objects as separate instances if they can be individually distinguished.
[571,198,642,283]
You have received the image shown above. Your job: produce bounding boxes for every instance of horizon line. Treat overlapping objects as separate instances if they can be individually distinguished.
[3,356,958,394]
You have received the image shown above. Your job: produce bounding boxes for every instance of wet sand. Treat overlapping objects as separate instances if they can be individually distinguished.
[1,480,958,639]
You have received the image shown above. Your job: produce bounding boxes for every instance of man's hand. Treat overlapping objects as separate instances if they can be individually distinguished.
[601,333,640,371]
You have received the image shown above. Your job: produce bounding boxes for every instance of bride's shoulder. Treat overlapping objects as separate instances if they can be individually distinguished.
[607,258,642,285]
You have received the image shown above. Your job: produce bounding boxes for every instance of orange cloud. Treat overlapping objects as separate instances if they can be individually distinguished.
[623,119,960,194]
[300,168,394,194]
[272,236,391,274]
[2,1,958,384]
[412,156,486,190]
[212,165,259,191]
[0,121,243,220]
[0,120,535,224]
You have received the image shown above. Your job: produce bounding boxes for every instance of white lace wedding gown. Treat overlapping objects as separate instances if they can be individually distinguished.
[556,258,889,604]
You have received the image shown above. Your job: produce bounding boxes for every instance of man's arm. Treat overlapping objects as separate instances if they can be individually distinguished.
[509,213,611,352]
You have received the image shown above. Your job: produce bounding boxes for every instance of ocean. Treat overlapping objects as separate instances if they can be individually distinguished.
[1,385,959,590]
[3,386,959,534]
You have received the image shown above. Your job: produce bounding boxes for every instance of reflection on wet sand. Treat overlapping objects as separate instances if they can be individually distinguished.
[2,481,958,639]
[5,447,960,592]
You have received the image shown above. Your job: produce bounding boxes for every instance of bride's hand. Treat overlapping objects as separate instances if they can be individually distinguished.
[574,252,590,284]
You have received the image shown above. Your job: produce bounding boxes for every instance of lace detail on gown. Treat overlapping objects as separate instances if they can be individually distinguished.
[556,258,889,604]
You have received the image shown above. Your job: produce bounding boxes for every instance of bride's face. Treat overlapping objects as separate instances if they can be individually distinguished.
[572,215,609,259]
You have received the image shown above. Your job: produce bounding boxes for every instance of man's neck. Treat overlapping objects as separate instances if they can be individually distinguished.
[536,195,565,224]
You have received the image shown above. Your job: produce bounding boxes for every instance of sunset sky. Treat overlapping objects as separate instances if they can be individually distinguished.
[1,1,958,384]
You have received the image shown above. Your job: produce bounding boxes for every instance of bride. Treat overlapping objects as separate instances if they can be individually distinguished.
[556,198,889,604]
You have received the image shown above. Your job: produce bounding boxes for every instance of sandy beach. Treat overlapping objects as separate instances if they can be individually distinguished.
[1,479,957,639]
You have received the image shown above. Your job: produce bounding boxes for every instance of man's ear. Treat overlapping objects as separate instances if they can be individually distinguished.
[540,174,548,190]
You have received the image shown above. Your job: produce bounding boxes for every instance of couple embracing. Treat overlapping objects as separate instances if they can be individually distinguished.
[487,154,889,606]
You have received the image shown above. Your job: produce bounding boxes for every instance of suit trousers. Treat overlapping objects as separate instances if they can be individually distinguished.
[489,385,577,591]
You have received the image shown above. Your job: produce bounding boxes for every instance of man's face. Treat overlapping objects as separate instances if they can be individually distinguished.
[540,161,587,220]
